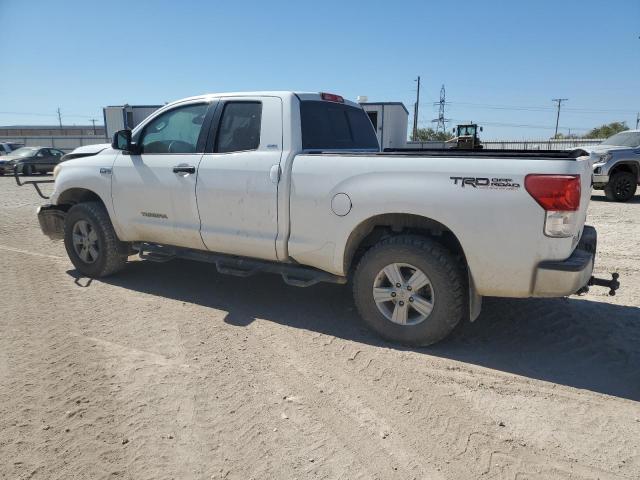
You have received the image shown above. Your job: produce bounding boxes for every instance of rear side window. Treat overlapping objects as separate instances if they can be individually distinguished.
[300,101,379,151]
[215,102,262,153]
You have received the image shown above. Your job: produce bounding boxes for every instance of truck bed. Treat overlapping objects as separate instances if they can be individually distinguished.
[306,148,589,160]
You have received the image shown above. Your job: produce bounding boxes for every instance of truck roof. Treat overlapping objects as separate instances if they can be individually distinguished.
[167,91,361,109]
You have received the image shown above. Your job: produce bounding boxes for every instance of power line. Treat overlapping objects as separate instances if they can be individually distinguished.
[0,110,96,119]
[446,101,638,115]
[423,117,592,131]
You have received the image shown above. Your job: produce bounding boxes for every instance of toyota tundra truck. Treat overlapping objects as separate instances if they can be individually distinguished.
[32,91,617,346]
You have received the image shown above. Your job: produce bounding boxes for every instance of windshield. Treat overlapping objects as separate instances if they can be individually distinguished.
[457,125,477,136]
[601,132,640,147]
[8,147,37,157]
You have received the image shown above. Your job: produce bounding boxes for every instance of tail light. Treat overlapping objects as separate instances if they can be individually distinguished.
[525,174,581,238]
[320,92,344,103]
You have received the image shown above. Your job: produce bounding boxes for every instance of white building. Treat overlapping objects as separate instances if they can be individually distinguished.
[359,102,409,150]
[103,104,162,139]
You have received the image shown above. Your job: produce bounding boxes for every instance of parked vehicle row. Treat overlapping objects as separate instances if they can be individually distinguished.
[30,90,619,346]
[0,146,66,175]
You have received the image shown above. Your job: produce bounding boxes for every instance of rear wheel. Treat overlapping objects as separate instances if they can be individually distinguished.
[353,235,466,346]
[64,202,128,277]
[605,171,637,202]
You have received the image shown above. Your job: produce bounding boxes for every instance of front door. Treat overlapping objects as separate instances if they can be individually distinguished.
[196,97,283,261]
[112,102,210,249]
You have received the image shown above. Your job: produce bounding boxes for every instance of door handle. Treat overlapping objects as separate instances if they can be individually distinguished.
[173,165,196,175]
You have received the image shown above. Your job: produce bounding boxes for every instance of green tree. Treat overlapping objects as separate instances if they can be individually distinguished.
[584,121,628,139]
[413,128,453,142]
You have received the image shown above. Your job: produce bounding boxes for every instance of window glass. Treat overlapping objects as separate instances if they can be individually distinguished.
[140,103,207,154]
[215,102,262,153]
[300,101,379,151]
[601,132,640,147]
[50,149,64,157]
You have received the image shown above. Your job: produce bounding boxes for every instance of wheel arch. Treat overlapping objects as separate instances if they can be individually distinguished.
[343,213,468,274]
[56,187,106,208]
[610,161,640,181]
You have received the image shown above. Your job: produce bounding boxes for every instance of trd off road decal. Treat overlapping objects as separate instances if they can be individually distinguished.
[450,177,521,190]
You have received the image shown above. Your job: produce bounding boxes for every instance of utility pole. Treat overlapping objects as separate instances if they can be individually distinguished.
[412,76,421,141]
[552,98,568,138]
[56,107,62,129]
[89,118,97,135]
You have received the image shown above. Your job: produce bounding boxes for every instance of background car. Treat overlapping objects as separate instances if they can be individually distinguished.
[0,142,25,156]
[581,130,640,202]
[1,147,66,175]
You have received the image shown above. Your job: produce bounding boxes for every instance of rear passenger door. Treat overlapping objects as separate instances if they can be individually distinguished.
[196,97,283,261]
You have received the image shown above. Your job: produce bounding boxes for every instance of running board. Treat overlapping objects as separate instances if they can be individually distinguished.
[133,242,347,287]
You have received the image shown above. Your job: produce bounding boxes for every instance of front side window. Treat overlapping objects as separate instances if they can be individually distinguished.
[139,103,208,154]
[215,102,262,153]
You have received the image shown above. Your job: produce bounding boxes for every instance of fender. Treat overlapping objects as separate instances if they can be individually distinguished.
[51,151,125,238]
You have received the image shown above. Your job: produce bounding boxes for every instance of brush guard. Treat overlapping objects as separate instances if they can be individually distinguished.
[13,167,54,199]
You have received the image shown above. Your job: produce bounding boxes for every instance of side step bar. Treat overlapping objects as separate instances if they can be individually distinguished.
[133,242,347,288]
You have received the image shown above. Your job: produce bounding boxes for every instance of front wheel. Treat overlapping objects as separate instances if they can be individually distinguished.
[604,171,637,202]
[352,235,466,346]
[64,202,128,277]
[22,164,33,176]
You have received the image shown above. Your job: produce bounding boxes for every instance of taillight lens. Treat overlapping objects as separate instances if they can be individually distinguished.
[525,174,581,211]
[525,174,581,238]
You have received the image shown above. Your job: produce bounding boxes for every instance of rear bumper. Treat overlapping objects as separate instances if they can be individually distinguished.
[532,225,596,297]
[37,204,66,240]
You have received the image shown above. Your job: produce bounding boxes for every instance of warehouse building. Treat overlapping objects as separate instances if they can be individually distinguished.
[0,125,108,152]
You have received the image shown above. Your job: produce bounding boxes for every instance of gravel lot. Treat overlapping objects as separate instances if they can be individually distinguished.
[1,175,639,480]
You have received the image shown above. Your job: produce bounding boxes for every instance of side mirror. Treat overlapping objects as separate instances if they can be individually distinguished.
[112,129,132,151]
[479,127,483,132]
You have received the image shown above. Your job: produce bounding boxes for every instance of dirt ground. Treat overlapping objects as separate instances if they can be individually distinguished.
[0,175,639,480]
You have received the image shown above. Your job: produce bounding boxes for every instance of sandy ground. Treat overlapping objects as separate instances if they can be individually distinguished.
[0,175,639,480]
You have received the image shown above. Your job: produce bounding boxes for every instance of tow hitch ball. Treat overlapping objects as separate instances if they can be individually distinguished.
[576,273,620,296]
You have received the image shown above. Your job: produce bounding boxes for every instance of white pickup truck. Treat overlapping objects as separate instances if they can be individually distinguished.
[34,91,617,346]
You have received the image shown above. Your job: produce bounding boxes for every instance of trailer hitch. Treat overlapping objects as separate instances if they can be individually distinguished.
[577,273,620,296]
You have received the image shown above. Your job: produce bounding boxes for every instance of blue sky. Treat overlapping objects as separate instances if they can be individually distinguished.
[0,0,638,139]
